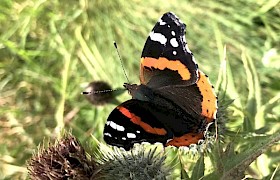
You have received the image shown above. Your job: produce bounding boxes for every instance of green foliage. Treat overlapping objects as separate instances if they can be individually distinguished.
[191,155,205,180]
[206,131,280,180]
[0,0,279,179]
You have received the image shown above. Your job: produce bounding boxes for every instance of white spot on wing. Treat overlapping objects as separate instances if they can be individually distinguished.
[109,121,125,132]
[171,31,175,36]
[173,51,177,55]
[117,125,125,131]
[127,133,136,138]
[149,31,167,45]
[159,18,166,25]
[104,133,112,137]
[170,38,179,47]
[122,137,126,140]
[136,130,140,134]
[109,121,117,129]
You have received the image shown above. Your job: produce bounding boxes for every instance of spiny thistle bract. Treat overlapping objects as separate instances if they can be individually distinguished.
[96,145,170,180]
[27,133,170,179]
[27,134,98,179]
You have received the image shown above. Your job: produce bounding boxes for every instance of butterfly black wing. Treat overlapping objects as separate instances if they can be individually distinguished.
[140,12,198,87]
[103,99,172,150]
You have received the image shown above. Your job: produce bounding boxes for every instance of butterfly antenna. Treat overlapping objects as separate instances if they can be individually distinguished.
[114,41,130,84]
[81,89,115,95]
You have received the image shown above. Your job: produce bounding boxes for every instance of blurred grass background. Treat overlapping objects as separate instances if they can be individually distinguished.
[0,0,279,179]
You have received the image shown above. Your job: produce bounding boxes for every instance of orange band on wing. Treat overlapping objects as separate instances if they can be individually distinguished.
[197,70,218,122]
[117,106,167,135]
[166,133,204,147]
[140,57,191,81]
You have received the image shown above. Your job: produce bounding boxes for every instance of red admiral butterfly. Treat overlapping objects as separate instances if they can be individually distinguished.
[103,12,218,150]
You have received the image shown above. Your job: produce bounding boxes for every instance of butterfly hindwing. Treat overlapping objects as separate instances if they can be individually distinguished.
[157,70,218,122]
[103,99,172,150]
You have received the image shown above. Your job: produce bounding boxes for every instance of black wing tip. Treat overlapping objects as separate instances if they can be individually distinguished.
[161,12,185,26]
